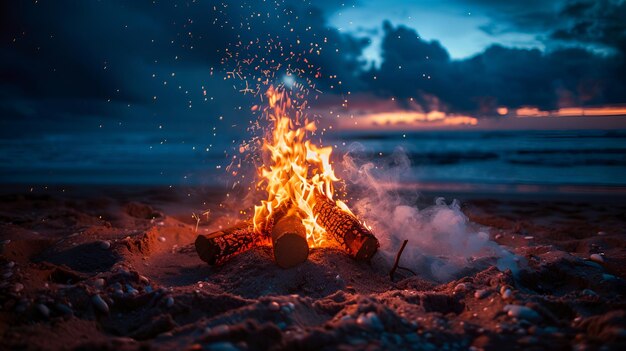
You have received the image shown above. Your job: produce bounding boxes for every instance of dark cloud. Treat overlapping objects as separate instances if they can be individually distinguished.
[0,0,368,139]
[0,0,624,130]
[470,0,626,54]
[363,22,626,114]
[550,0,626,52]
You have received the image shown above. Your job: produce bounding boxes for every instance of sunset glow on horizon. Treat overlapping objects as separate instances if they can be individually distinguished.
[335,104,626,131]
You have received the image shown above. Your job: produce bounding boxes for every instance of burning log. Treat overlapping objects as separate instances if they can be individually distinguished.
[195,205,309,268]
[270,207,309,268]
[313,191,379,260]
[195,221,265,266]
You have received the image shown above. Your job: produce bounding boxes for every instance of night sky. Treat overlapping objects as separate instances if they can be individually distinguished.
[1,0,626,184]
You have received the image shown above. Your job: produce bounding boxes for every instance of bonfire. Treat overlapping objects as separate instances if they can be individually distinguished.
[195,86,379,268]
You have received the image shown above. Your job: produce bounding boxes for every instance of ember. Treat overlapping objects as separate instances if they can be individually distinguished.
[196,86,379,267]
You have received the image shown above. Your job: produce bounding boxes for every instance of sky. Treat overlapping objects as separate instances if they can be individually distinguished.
[1,0,626,185]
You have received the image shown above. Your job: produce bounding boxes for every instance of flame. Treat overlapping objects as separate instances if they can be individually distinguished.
[253,86,350,247]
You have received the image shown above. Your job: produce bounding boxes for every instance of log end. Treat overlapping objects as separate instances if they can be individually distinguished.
[273,232,309,268]
[195,235,220,265]
[353,234,379,261]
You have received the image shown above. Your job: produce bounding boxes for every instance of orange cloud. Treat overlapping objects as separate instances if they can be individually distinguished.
[339,110,478,129]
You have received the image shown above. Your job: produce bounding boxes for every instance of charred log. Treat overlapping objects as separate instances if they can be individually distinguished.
[195,222,266,266]
[271,207,309,268]
[313,191,379,260]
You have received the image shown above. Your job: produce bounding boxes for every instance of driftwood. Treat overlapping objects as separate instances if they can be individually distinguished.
[313,191,379,260]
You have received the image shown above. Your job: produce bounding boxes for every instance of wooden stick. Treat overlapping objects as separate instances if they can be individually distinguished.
[389,239,409,281]
[271,207,309,268]
[313,191,379,260]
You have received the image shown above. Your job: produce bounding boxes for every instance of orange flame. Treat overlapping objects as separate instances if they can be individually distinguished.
[253,86,351,247]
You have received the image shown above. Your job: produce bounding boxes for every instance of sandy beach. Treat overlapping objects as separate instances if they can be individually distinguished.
[1,185,624,350]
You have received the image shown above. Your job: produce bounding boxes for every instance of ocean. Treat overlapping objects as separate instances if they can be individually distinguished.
[2,129,625,194]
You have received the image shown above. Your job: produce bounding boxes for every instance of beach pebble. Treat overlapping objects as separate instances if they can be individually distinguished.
[125,284,139,296]
[206,342,238,351]
[495,234,503,240]
[92,294,109,314]
[582,289,598,297]
[165,296,174,308]
[504,305,541,321]
[268,301,280,312]
[98,240,111,250]
[55,303,73,316]
[139,275,149,284]
[501,288,513,300]
[597,231,606,236]
[524,236,534,240]
[474,289,489,299]
[5,261,15,269]
[36,303,50,318]
[602,273,617,281]
[356,312,384,331]
[158,236,166,242]
[589,254,604,263]
[454,283,468,292]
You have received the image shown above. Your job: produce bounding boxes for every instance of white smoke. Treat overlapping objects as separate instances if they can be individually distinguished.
[340,143,519,282]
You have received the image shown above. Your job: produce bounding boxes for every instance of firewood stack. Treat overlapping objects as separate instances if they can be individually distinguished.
[195,193,379,268]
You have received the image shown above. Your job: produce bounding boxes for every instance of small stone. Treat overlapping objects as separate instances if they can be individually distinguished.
[0,239,10,245]
[602,273,617,281]
[597,231,606,236]
[125,284,139,295]
[454,283,467,292]
[165,296,174,307]
[501,288,513,300]
[504,305,541,321]
[581,289,597,297]
[36,303,50,318]
[158,236,166,242]
[268,301,280,312]
[5,261,15,269]
[98,240,111,250]
[474,289,489,299]
[524,236,534,240]
[589,254,604,263]
[206,342,238,351]
[55,303,73,316]
[92,294,109,314]
[356,312,384,331]
[139,275,149,284]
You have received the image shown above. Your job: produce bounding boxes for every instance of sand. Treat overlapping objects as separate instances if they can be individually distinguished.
[1,185,625,350]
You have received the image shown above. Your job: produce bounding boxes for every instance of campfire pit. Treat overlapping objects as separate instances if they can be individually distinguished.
[195,86,379,267]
